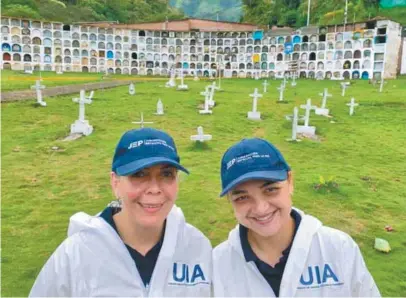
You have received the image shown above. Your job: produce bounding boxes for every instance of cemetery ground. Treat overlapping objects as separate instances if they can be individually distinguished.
[2,75,406,296]
[1,69,168,92]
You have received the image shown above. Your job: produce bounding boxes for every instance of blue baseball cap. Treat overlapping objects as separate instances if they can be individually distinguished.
[220,138,290,196]
[112,128,189,176]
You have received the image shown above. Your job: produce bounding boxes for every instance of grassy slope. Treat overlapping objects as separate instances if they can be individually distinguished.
[0,70,156,92]
[1,76,406,296]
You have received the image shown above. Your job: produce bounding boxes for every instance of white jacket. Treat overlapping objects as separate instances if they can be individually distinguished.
[29,205,212,297]
[213,208,380,297]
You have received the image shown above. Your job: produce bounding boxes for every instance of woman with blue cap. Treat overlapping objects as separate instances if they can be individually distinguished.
[212,138,380,297]
[30,128,212,297]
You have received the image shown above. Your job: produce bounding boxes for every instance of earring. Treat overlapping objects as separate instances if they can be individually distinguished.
[107,195,122,208]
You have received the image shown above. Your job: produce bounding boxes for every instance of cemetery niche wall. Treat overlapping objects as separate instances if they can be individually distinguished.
[0,17,402,80]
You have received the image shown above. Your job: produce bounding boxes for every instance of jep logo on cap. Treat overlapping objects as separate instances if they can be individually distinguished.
[220,138,290,196]
[112,128,189,176]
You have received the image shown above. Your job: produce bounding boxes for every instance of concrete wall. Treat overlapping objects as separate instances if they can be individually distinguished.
[401,38,406,74]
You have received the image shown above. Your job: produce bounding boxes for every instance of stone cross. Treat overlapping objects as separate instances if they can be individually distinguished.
[277,82,285,102]
[247,88,263,120]
[319,88,332,109]
[190,126,212,142]
[73,90,92,122]
[129,83,135,95]
[199,86,212,114]
[379,78,385,93]
[300,99,317,127]
[31,80,46,106]
[262,80,269,93]
[254,71,260,80]
[208,82,216,107]
[217,68,222,90]
[346,98,359,116]
[166,67,176,88]
[285,107,305,141]
[176,70,188,90]
[341,82,350,97]
[86,90,94,101]
[132,112,154,128]
[155,99,164,115]
[291,74,297,87]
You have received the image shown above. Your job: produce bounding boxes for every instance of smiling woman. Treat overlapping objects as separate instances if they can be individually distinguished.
[29,128,212,297]
[212,138,381,297]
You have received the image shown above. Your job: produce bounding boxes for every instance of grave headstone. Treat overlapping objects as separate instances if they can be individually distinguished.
[315,88,332,116]
[262,80,269,93]
[155,99,164,115]
[24,69,33,74]
[129,83,135,95]
[346,97,359,116]
[190,126,212,142]
[340,82,350,97]
[71,90,93,136]
[247,88,263,120]
[31,80,46,106]
[297,99,317,136]
[132,112,154,128]
[285,107,305,141]
[199,86,212,115]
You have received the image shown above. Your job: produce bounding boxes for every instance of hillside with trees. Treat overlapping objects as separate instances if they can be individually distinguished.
[1,0,405,26]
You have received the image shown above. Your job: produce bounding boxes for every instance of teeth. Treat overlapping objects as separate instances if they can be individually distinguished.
[255,211,275,221]
[140,203,161,208]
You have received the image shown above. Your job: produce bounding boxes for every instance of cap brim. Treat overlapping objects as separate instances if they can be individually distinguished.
[220,170,287,197]
[116,157,189,176]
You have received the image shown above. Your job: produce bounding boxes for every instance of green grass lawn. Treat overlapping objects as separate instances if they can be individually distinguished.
[2,76,406,296]
[0,69,167,92]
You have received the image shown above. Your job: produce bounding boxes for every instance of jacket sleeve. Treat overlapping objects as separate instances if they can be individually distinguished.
[348,239,381,297]
[29,242,72,297]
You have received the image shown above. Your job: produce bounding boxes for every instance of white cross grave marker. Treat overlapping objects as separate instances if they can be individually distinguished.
[379,78,385,93]
[208,82,217,107]
[341,82,350,97]
[190,126,212,142]
[31,80,47,106]
[165,67,176,88]
[132,112,154,128]
[177,70,188,91]
[262,80,269,93]
[199,86,212,115]
[277,82,285,102]
[71,90,93,136]
[346,97,359,116]
[285,107,305,141]
[291,74,297,87]
[86,90,94,101]
[129,83,135,95]
[297,99,317,136]
[247,88,263,120]
[315,88,332,116]
[155,99,164,115]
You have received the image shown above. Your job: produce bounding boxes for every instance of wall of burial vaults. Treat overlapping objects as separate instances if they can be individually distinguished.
[0,18,396,79]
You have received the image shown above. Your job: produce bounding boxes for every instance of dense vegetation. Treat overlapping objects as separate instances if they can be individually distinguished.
[1,0,405,28]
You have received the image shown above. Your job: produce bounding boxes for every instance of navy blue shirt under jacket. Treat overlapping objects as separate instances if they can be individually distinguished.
[99,206,165,287]
[239,209,302,297]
